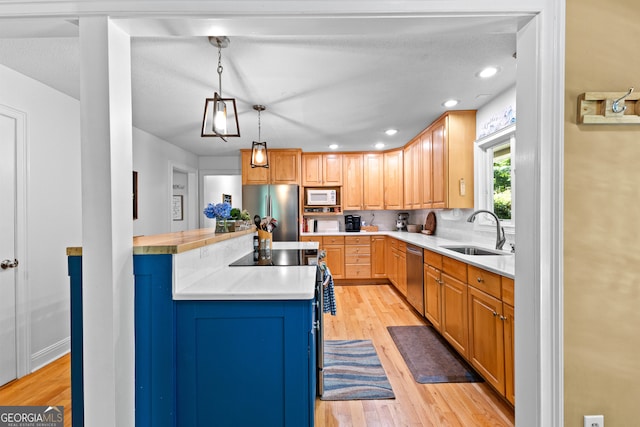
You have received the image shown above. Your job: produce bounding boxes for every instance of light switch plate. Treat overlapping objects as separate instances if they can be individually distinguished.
[584,415,604,427]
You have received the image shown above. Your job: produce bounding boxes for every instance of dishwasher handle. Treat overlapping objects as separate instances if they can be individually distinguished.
[406,245,422,256]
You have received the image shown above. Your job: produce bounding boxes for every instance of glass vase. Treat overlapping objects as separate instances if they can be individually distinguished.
[215,218,229,233]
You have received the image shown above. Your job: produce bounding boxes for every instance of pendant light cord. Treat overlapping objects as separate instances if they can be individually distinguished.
[217,44,223,97]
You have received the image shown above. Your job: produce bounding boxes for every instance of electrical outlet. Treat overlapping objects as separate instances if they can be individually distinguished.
[584,415,604,427]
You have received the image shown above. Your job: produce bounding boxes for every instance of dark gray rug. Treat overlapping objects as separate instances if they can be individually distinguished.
[321,339,395,400]
[387,325,483,384]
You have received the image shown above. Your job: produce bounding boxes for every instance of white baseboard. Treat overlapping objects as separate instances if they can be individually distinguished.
[30,337,70,372]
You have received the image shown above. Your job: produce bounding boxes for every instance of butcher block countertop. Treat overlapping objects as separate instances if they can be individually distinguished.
[66,227,256,256]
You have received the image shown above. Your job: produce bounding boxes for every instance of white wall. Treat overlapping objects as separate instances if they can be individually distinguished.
[0,63,199,371]
[132,127,198,236]
[0,64,81,368]
[171,170,188,232]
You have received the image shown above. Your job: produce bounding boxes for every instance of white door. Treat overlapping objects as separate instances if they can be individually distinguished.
[0,112,18,386]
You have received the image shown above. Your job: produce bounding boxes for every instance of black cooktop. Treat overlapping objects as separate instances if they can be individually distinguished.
[229,249,318,267]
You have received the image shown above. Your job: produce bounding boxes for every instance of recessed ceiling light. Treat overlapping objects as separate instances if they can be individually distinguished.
[375,142,385,149]
[477,66,499,78]
[385,128,398,136]
[442,99,459,108]
[329,144,339,150]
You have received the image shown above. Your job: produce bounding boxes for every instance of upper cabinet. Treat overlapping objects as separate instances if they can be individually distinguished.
[342,154,363,210]
[403,137,422,210]
[363,153,384,210]
[241,149,301,185]
[302,153,342,186]
[383,149,403,210]
[424,111,476,209]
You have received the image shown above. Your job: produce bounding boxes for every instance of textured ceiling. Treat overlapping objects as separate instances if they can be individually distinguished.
[0,15,521,156]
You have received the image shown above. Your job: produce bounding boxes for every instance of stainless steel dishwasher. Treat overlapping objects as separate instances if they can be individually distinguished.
[406,244,424,315]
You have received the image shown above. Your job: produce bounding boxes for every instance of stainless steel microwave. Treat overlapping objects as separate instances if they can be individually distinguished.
[306,189,337,206]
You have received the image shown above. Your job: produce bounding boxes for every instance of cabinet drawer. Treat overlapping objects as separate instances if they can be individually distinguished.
[424,249,442,269]
[442,256,467,282]
[397,241,407,252]
[345,254,371,264]
[345,235,371,245]
[345,264,371,278]
[468,265,501,299]
[502,277,514,306]
[345,245,371,255]
[323,236,345,245]
[389,238,398,250]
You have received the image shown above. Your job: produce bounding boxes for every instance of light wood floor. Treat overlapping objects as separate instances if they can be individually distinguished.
[0,353,71,427]
[0,284,513,427]
[316,284,514,427]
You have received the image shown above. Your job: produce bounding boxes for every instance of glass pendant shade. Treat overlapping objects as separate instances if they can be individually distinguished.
[201,36,240,141]
[251,141,269,168]
[201,93,239,140]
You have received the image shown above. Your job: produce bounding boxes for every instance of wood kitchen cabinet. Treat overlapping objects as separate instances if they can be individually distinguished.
[502,277,515,405]
[427,111,476,209]
[270,149,301,184]
[342,154,363,210]
[302,153,342,186]
[241,149,302,185]
[241,150,270,185]
[423,249,444,332]
[467,266,515,405]
[383,149,404,210]
[440,256,469,358]
[363,153,384,210]
[344,235,371,279]
[371,236,386,279]
[403,138,422,209]
[386,238,398,286]
[421,129,433,207]
[322,235,345,279]
[468,285,505,394]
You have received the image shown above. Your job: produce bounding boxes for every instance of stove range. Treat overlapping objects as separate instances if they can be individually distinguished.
[229,249,318,267]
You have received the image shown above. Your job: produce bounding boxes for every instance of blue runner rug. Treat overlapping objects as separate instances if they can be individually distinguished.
[321,339,395,400]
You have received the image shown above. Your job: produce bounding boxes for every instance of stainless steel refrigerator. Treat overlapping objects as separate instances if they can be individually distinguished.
[242,184,300,241]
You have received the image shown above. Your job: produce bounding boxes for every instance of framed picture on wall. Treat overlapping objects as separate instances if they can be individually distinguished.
[223,194,232,205]
[172,195,183,221]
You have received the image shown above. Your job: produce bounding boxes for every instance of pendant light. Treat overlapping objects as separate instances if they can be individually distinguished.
[250,105,269,168]
[201,36,240,141]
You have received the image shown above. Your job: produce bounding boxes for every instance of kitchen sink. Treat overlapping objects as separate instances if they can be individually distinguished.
[440,245,510,256]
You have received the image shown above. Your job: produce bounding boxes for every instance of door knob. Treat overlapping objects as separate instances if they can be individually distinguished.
[1,259,18,269]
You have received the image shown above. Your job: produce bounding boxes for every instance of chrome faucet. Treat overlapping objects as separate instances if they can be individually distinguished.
[467,210,506,250]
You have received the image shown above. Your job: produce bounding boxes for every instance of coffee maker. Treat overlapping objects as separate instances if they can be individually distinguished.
[396,212,409,231]
[345,214,361,232]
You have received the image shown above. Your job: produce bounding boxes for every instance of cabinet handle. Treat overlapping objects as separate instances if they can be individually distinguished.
[477,277,484,283]
[500,315,507,321]
[492,311,499,317]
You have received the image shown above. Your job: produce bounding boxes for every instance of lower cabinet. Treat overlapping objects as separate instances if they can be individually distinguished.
[323,236,345,279]
[345,235,371,279]
[440,256,469,358]
[176,299,315,427]
[371,236,386,278]
[468,286,505,392]
[441,271,469,358]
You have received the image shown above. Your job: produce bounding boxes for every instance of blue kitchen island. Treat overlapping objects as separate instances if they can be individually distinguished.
[67,229,319,427]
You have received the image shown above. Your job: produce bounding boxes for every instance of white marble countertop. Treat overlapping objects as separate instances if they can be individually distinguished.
[173,241,319,301]
[301,230,515,278]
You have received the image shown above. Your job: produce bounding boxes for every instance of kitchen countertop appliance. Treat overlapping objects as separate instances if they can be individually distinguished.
[396,212,409,231]
[345,214,361,232]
